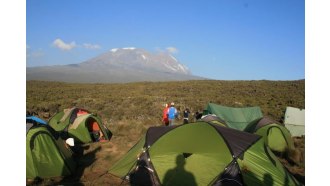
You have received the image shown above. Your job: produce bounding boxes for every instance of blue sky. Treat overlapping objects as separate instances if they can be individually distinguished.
[26,0,305,80]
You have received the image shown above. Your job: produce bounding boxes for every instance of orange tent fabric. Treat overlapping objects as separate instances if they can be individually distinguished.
[88,121,100,131]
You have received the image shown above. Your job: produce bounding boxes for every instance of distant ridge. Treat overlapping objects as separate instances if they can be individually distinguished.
[26,48,207,83]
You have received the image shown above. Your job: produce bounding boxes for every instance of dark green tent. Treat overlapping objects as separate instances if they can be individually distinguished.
[49,107,112,143]
[109,122,301,185]
[203,103,263,131]
[26,121,76,179]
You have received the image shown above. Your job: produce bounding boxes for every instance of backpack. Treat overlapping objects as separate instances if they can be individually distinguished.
[168,107,177,119]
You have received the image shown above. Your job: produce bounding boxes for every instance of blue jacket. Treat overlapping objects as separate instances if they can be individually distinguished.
[167,106,177,119]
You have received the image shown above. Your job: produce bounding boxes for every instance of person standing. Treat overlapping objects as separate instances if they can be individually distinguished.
[183,108,190,124]
[162,103,170,126]
[167,102,178,126]
[195,111,203,121]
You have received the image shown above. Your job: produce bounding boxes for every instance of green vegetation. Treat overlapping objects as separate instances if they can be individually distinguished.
[27,79,304,126]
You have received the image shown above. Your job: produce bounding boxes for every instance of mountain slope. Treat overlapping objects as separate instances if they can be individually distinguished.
[27,48,206,83]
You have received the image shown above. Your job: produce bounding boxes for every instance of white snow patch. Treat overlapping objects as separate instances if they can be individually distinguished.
[170,55,178,62]
[141,54,146,60]
[164,63,179,72]
[178,64,189,74]
[178,64,185,71]
[111,48,118,52]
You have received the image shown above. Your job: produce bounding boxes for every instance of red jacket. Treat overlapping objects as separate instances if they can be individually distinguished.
[162,107,169,121]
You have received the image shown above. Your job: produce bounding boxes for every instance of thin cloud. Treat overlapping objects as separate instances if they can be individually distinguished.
[52,38,76,51]
[26,45,44,59]
[83,43,101,49]
[30,50,44,58]
[166,47,178,54]
[155,47,179,54]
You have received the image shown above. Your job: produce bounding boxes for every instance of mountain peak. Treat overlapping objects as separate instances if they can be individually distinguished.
[85,48,191,75]
[27,48,206,83]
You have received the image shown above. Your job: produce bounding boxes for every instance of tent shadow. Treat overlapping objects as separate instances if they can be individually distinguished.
[56,145,102,185]
[162,154,197,186]
[243,170,298,186]
[263,173,274,186]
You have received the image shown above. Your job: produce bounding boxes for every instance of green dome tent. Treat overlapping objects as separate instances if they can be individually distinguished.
[49,107,112,144]
[237,137,299,186]
[245,117,295,153]
[108,122,301,185]
[204,103,295,153]
[26,120,76,179]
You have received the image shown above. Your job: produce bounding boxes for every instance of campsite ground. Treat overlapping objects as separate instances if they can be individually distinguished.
[26,80,305,185]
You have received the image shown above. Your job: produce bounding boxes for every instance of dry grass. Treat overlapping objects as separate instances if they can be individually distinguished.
[26,80,305,185]
[278,136,305,184]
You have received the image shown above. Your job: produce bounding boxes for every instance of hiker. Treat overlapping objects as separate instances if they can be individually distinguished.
[167,102,178,126]
[162,103,170,126]
[183,108,190,124]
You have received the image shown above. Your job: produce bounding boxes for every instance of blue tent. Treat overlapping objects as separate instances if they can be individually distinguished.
[26,116,47,125]
[26,116,48,133]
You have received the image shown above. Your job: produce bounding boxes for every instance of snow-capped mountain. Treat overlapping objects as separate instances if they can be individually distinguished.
[81,47,191,74]
[26,47,206,83]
